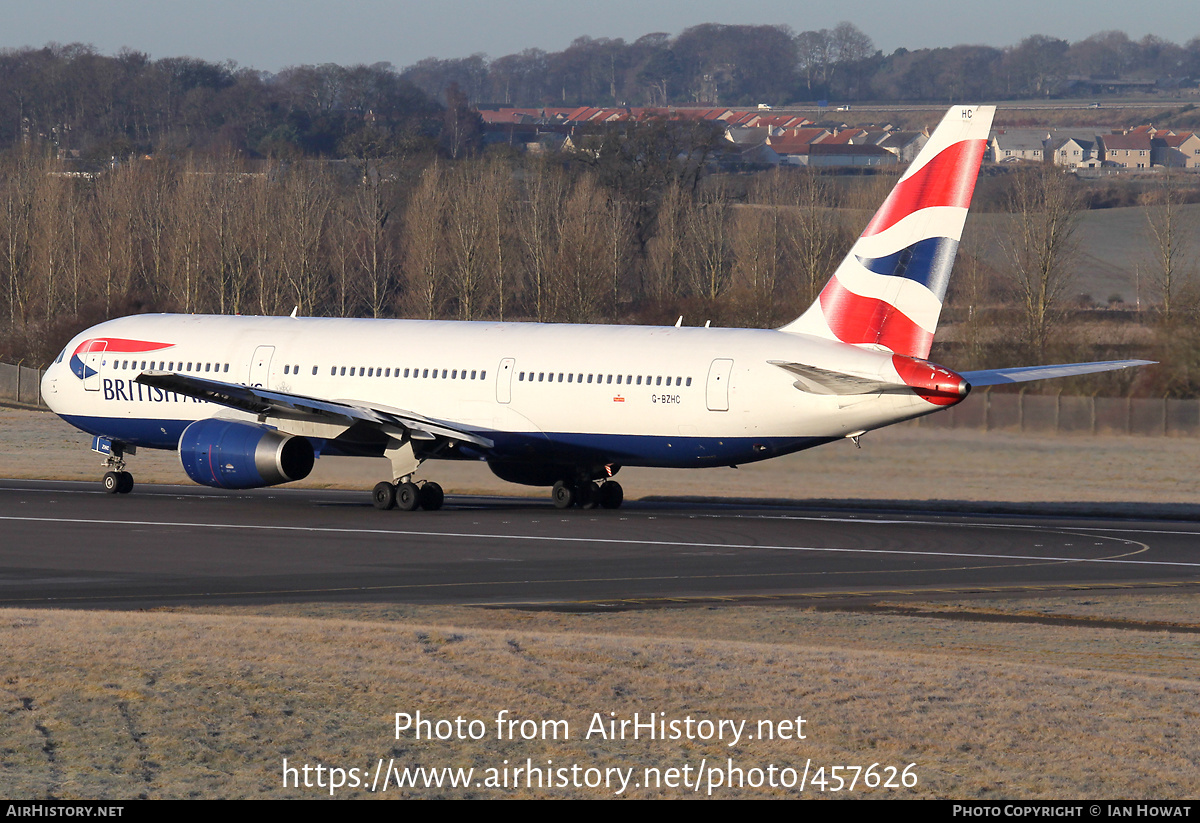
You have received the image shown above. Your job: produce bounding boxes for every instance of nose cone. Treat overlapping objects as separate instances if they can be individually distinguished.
[891,355,970,407]
[41,360,61,411]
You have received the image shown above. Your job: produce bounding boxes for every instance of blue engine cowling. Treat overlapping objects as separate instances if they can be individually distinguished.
[179,418,314,489]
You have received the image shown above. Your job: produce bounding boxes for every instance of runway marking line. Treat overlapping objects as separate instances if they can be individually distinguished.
[1,513,1198,569]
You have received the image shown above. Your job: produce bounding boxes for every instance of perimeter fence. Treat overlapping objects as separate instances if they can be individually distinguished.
[0,362,46,408]
[911,391,1199,436]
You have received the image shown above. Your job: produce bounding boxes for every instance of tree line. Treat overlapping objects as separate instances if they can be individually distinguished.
[6,27,1200,166]
[404,26,1200,108]
[4,139,1196,397]
[0,145,862,366]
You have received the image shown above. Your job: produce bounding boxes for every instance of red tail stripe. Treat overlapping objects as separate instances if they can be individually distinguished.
[862,139,986,237]
[818,278,934,358]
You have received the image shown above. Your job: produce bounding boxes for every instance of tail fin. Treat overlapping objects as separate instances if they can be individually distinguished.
[779,105,995,359]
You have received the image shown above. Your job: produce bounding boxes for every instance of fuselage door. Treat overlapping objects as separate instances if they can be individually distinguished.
[706,358,734,412]
[83,340,107,392]
[249,345,274,388]
[496,357,516,404]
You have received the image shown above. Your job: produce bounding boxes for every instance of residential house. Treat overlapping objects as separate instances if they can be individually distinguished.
[1152,132,1200,168]
[1099,133,1153,168]
[989,129,1051,163]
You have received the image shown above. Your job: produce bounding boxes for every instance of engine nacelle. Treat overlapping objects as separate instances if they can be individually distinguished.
[179,418,314,489]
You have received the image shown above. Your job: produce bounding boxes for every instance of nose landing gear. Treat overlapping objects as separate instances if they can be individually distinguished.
[98,439,135,494]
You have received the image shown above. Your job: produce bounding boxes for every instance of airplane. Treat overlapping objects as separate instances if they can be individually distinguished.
[40,105,1151,511]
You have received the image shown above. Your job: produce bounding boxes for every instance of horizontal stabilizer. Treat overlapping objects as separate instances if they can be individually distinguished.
[770,361,913,396]
[960,360,1155,387]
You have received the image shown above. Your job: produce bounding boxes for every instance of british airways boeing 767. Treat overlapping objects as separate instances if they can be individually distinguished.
[39,106,1150,510]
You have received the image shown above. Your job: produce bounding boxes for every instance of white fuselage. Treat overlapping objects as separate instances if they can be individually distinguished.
[41,313,946,471]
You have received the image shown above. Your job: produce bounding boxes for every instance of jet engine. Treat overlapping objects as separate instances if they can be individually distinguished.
[178,418,314,489]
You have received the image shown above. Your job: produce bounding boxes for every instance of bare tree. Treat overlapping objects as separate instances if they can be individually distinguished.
[164,156,210,314]
[89,160,140,316]
[683,182,732,302]
[276,162,332,315]
[514,159,567,320]
[349,172,399,318]
[444,163,491,320]
[400,162,447,320]
[477,158,517,320]
[788,170,844,313]
[644,179,687,303]
[1145,166,1197,321]
[552,174,609,322]
[0,150,39,327]
[1002,166,1082,358]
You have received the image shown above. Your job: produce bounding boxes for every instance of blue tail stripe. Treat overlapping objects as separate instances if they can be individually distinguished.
[855,236,959,301]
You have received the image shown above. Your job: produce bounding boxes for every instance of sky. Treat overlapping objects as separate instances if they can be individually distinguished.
[1,0,1195,73]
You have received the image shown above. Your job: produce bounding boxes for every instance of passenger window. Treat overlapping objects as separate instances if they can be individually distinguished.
[340,367,346,376]
[312,366,318,375]
[686,377,692,386]
[656,376,662,386]
[567,374,573,383]
[480,371,486,380]
[472,370,477,380]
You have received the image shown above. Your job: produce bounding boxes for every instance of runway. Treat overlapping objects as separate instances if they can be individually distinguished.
[1,479,1197,610]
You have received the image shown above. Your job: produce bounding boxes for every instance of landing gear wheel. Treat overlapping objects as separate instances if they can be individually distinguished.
[396,482,420,511]
[598,481,623,509]
[576,481,597,509]
[552,480,574,509]
[372,481,397,510]
[117,471,134,494]
[103,471,121,494]
[418,482,444,511]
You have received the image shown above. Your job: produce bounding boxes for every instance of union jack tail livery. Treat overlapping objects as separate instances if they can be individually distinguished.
[780,105,994,359]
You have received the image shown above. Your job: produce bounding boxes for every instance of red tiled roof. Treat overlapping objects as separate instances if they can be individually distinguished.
[1101,133,1152,150]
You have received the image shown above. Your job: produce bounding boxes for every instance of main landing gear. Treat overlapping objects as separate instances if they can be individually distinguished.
[552,479,623,510]
[372,479,444,512]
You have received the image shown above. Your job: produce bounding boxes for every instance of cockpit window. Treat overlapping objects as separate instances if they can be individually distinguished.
[55,346,67,364]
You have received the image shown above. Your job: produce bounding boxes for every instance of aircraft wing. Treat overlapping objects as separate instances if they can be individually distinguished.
[959,360,1155,387]
[135,371,494,448]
